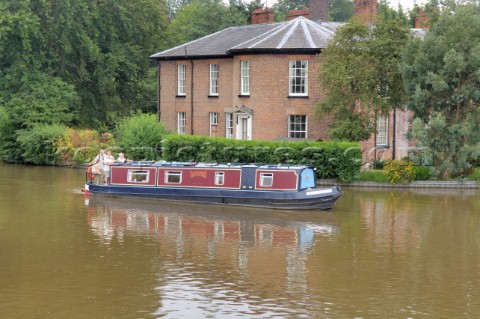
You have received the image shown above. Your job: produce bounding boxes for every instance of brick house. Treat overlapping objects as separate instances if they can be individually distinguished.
[150,0,426,164]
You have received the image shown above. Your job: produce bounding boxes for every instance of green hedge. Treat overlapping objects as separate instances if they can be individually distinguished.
[16,124,66,165]
[162,135,361,182]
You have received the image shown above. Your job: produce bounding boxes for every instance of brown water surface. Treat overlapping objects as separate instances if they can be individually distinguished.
[1,164,480,318]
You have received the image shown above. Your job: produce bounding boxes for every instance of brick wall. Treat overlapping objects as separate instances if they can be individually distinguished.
[354,0,377,24]
[287,9,310,21]
[158,54,332,141]
[309,0,328,21]
[157,53,409,164]
[251,8,275,24]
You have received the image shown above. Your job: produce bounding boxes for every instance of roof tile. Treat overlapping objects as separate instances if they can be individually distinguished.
[151,17,343,59]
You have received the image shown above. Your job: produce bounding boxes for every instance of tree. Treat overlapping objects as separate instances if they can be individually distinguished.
[115,113,170,160]
[0,0,169,129]
[316,13,411,141]
[164,0,248,47]
[272,0,307,21]
[0,65,78,162]
[401,3,480,177]
[329,0,353,22]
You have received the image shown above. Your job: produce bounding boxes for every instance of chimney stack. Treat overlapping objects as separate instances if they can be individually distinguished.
[309,0,328,21]
[287,9,310,21]
[354,0,377,24]
[251,7,275,24]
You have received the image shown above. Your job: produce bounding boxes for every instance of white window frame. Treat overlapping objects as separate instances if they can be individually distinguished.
[177,64,186,96]
[209,64,219,96]
[259,173,273,187]
[376,115,388,146]
[177,112,186,135]
[209,112,219,137]
[214,172,225,185]
[127,170,150,183]
[225,113,233,139]
[165,171,182,184]
[240,60,250,95]
[288,115,307,139]
[289,60,308,96]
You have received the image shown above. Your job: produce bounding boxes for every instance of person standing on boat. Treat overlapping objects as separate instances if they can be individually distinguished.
[90,149,105,184]
[103,150,115,185]
[116,152,127,163]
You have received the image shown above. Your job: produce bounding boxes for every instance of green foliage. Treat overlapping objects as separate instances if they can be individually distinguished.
[409,113,480,178]
[55,128,101,164]
[0,0,168,129]
[316,15,411,141]
[356,170,389,182]
[162,135,362,182]
[402,3,480,124]
[468,167,480,182]
[164,0,248,47]
[0,107,22,162]
[372,159,385,170]
[329,0,354,22]
[385,160,416,184]
[272,0,308,21]
[16,124,66,165]
[413,166,432,181]
[115,113,169,161]
[0,67,77,129]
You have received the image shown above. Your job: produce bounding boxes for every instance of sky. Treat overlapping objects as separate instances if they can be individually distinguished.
[388,0,428,10]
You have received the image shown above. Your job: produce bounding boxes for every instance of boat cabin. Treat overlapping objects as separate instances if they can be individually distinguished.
[101,162,317,191]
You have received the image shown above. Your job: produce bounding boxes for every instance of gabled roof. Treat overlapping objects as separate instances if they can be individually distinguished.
[151,17,343,60]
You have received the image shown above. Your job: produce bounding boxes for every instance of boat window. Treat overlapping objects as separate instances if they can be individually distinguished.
[214,172,225,185]
[166,171,182,184]
[127,170,149,183]
[259,173,273,187]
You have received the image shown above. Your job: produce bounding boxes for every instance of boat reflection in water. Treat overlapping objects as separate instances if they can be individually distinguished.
[85,196,340,318]
[85,196,338,248]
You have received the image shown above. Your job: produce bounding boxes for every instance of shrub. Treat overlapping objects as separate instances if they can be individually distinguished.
[115,113,169,160]
[468,167,480,182]
[162,135,361,182]
[385,160,416,184]
[16,124,66,165]
[413,166,432,181]
[356,170,389,182]
[372,159,385,169]
[55,128,101,164]
[0,107,22,162]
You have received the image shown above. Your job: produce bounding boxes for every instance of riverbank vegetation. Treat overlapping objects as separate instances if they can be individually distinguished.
[2,112,360,182]
[1,0,480,183]
[317,0,480,180]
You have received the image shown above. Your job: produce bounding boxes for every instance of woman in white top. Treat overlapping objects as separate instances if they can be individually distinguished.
[103,150,115,184]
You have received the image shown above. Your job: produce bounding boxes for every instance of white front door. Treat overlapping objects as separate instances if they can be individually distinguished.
[236,115,252,140]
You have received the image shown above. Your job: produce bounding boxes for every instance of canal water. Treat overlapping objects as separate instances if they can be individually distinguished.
[1,164,480,318]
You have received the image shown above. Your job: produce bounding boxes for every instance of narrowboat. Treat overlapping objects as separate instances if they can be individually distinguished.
[84,161,342,210]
